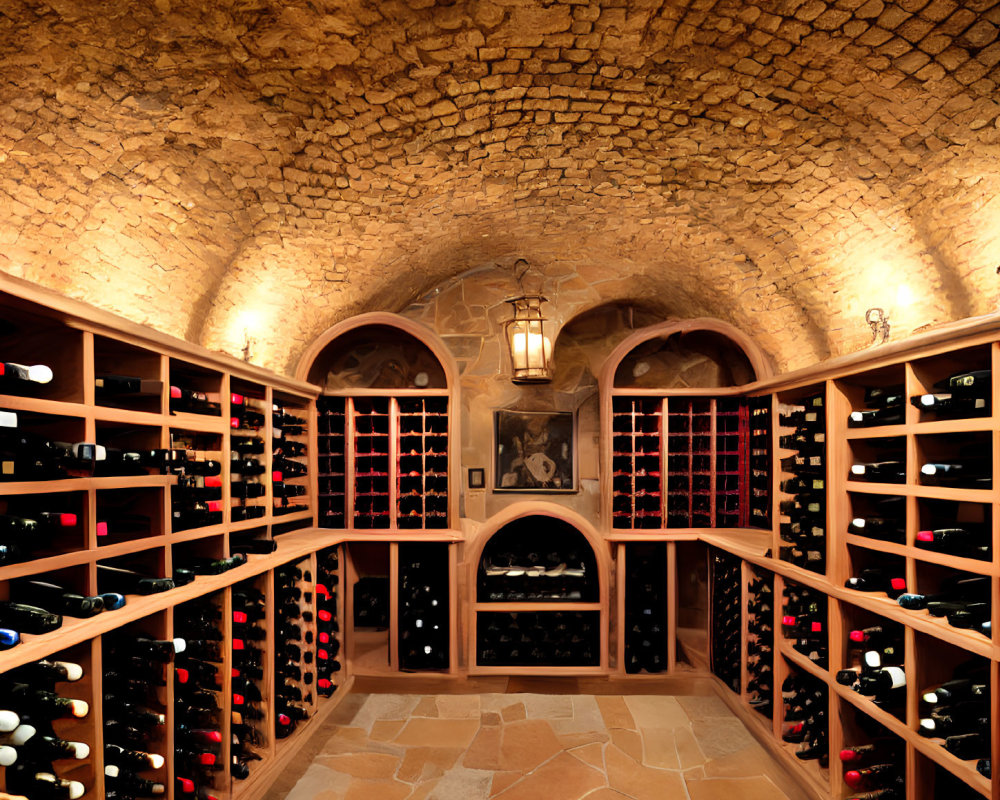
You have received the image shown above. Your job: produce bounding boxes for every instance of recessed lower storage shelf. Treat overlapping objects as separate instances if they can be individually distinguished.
[475,610,600,668]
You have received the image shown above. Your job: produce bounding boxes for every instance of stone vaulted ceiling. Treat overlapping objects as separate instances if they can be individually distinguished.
[1,0,999,375]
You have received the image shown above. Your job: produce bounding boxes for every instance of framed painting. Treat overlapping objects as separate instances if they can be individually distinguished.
[494,410,575,492]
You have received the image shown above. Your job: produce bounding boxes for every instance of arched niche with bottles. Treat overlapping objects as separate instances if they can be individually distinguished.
[297,313,459,532]
[468,504,609,673]
[599,319,773,531]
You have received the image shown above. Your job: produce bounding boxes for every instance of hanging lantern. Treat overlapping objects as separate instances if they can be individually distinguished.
[505,294,553,383]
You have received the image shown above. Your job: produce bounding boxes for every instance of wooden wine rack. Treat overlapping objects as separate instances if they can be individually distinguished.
[3,277,1000,800]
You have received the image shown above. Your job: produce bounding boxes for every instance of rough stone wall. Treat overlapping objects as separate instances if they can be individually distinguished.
[0,0,999,375]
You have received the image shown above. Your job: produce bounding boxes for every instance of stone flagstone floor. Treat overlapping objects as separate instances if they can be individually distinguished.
[273,693,807,800]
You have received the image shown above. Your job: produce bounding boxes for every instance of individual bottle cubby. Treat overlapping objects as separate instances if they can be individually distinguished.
[839,367,905,429]
[781,579,827,668]
[903,561,991,639]
[97,548,173,598]
[353,397,390,529]
[169,429,224,533]
[674,540,709,670]
[916,431,993,490]
[847,493,906,545]
[666,398,713,528]
[173,592,227,800]
[835,703,906,800]
[272,392,309,518]
[0,410,88,482]
[915,634,991,774]
[231,574,267,781]
[93,336,164,415]
[102,614,171,800]
[611,396,662,529]
[315,547,341,697]
[476,610,600,667]
[173,537,245,587]
[915,498,992,562]
[317,396,346,529]
[745,565,773,716]
[913,753,990,800]
[168,359,223,418]
[0,299,85,404]
[96,487,163,546]
[94,421,166,478]
[477,517,598,604]
[274,558,314,742]
[909,347,991,423]
[229,527,277,558]
[7,564,101,629]
[836,605,906,720]
[229,380,267,439]
[398,542,450,671]
[709,548,741,692]
[747,395,771,529]
[1,640,98,800]
[0,490,86,566]
[777,388,826,574]
[780,661,830,770]
[622,543,669,674]
[396,397,448,529]
[846,436,905,484]
[346,541,390,673]
[844,546,907,600]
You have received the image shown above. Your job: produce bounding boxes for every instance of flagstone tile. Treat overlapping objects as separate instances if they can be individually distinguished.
[522,693,574,720]
[609,728,643,762]
[412,696,440,717]
[674,725,708,769]
[317,752,402,779]
[493,752,605,800]
[490,770,522,797]
[690,718,757,760]
[685,776,792,800]
[426,766,493,800]
[500,719,563,772]
[500,702,526,722]
[344,778,413,800]
[285,763,352,800]
[396,747,464,783]
[437,694,482,719]
[394,718,480,748]
[624,696,690,730]
[638,727,679,770]
[371,719,408,742]
[568,742,605,770]
[557,731,610,749]
[463,724,504,770]
[353,695,423,731]
[677,695,734,720]
[595,696,635,730]
[579,790,633,800]
[605,744,687,800]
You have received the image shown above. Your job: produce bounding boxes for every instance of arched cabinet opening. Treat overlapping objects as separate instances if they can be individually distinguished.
[602,320,772,532]
[299,314,457,532]
[472,513,605,672]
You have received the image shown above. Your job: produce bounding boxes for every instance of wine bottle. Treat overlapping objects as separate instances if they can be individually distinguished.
[915,526,989,558]
[0,600,62,634]
[897,575,990,610]
[1,683,89,719]
[848,406,904,428]
[845,568,906,598]
[98,564,175,595]
[19,733,90,761]
[170,385,220,415]
[942,369,990,393]
[849,461,904,482]
[104,764,167,795]
[96,374,162,395]
[231,435,264,454]
[10,659,83,684]
[14,580,104,618]
[1,362,54,385]
[920,458,992,486]
[911,392,988,417]
[5,764,85,799]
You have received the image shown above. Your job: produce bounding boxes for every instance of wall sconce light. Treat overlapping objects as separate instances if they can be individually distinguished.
[865,307,890,345]
[504,259,553,383]
[241,328,256,362]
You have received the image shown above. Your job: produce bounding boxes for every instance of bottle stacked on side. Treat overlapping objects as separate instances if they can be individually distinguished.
[848,495,905,545]
[173,552,246,588]
[896,574,990,637]
[0,506,79,567]
[709,550,741,693]
[777,393,826,573]
[315,547,341,697]
[274,560,314,739]
[835,622,906,712]
[781,671,828,763]
[0,657,90,799]
[173,597,224,800]
[1,575,111,645]
[745,570,773,715]
[848,384,905,428]
[914,516,991,561]
[844,565,907,600]
[839,727,905,799]
[781,581,827,667]
[919,659,991,775]
[398,543,449,671]
[272,403,308,517]
[169,383,220,416]
[103,632,172,799]
[231,580,267,781]
[623,543,669,675]
[910,368,991,420]
[230,430,266,522]
[476,611,600,667]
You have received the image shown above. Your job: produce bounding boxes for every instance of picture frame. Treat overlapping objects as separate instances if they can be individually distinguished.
[468,467,485,489]
[494,409,575,492]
